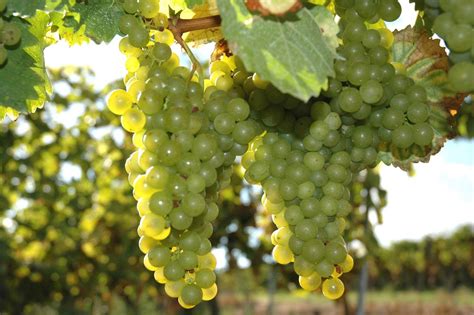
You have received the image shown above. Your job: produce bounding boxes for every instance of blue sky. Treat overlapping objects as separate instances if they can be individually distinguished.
[42,0,473,256]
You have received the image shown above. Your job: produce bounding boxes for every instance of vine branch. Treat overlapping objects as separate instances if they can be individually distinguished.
[162,15,221,86]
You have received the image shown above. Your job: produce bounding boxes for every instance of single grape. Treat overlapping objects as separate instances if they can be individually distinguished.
[1,23,21,47]
[139,0,160,18]
[322,278,345,300]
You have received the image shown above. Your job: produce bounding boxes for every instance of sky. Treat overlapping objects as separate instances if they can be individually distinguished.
[42,0,474,253]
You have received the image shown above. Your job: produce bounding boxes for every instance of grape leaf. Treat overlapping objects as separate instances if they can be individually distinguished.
[5,0,46,17]
[185,0,207,8]
[217,0,338,101]
[71,0,123,43]
[378,26,457,171]
[49,11,90,46]
[0,12,52,120]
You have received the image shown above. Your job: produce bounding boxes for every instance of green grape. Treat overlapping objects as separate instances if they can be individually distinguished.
[339,88,363,113]
[196,269,216,289]
[392,124,414,149]
[128,25,149,48]
[157,141,182,166]
[382,108,404,130]
[169,208,193,230]
[301,239,325,263]
[153,42,172,62]
[139,0,160,18]
[342,20,367,42]
[285,163,309,184]
[147,246,171,267]
[232,120,257,145]
[149,191,173,215]
[178,251,198,270]
[289,235,304,255]
[227,98,250,121]
[445,24,473,53]
[301,198,319,218]
[369,46,389,65]
[122,108,146,132]
[164,261,185,281]
[179,231,201,252]
[165,280,185,298]
[193,134,218,161]
[214,113,236,135]
[348,62,370,86]
[186,173,206,193]
[279,179,298,200]
[378,0,401,21]
[351,126,373,148]
[448,62,474,93]
[284,205,304,225]
[294,256,316,277]
[310,121,330,141]
[216,74,234,91]
[272,245,293,265]
[315,260,334,278]
[299,272,322,291]
[198,164,218,187]
[295,219,318,241]
[140,213,166,239]
[406,85,427,103]
[407,102,429,123]
[355,0,378,19]
[433,13,455,38]
[362,29,381,48]
[138,89,163,114]
[119,14,139,34]
[123,0,138,13]
[413,123,434,146]
[390,94,410,112]
[322,278,345,300]
[325,241,347,264]
[181,284,203,306]
[182,193,206,217]
[1,23,21,47]
[360,80,383,104]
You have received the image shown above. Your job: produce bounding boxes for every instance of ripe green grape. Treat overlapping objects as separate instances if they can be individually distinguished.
[121,108,147,132]
[448,62,474,93]
[1,22,21,46]
[139,0,160,18]
[322,277,345,299]
[107,89,133,115]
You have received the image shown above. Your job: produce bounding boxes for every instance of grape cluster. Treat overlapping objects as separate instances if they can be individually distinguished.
[107,1,263,308]
[0,0,22,66]
[431,0,474,93]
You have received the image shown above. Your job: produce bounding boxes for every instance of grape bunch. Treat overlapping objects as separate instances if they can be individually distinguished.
[0,0,22,66]
[107,1,263,308]
[431,0,474,93]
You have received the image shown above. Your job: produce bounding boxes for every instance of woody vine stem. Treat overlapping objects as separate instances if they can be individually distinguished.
[151,15,222,86]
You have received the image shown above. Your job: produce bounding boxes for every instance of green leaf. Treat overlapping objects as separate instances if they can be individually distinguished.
[185,0,207,8]
[217,1,338,101]
[0,12,51,119]
[72,0,123,43]
[5,0,46,17]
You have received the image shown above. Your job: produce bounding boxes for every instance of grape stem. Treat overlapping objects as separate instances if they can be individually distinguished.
[150,15,221,86]
[167,15,222,34]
